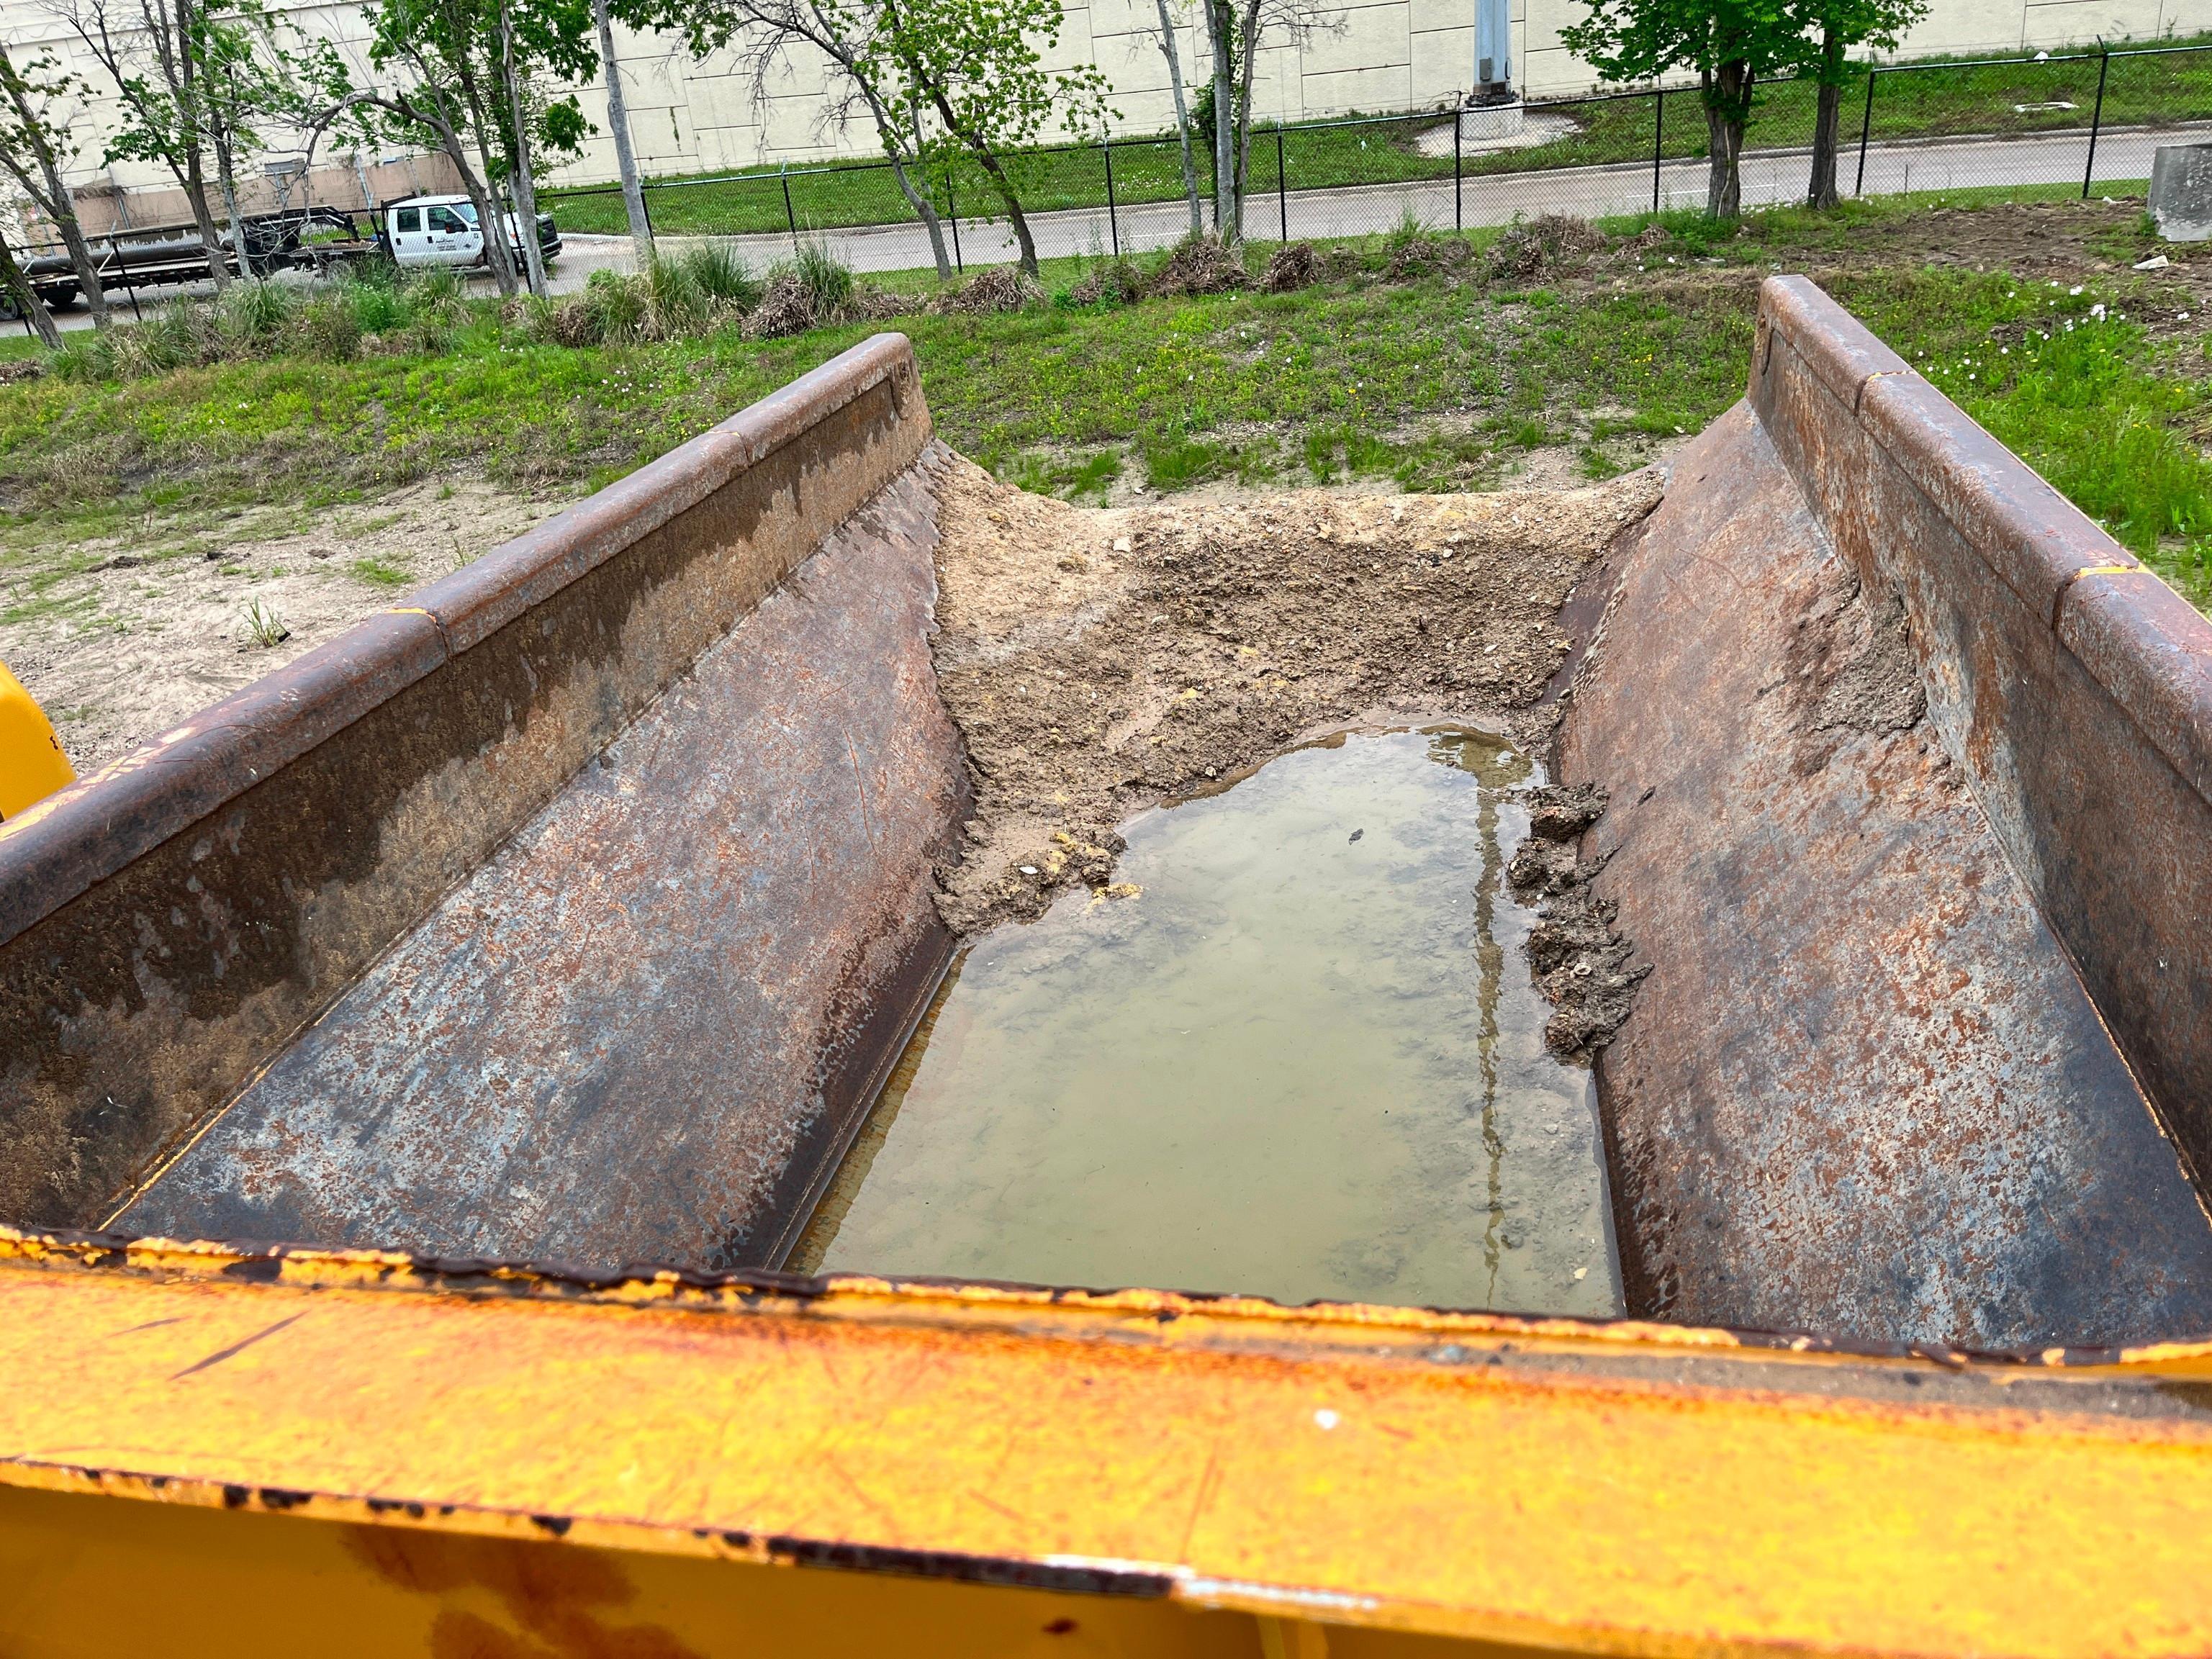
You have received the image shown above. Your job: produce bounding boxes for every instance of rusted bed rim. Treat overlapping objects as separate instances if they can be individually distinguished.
[0,333,919,949]
[8,1221,2212,1658]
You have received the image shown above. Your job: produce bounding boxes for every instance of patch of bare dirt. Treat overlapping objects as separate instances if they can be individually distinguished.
[4,476,566,773]
[925,451,1662,935]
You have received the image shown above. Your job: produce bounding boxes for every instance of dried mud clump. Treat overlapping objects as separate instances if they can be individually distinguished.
[1150,235,1249,297]
[1484,213,1607,282]
[742,274,817,340]
[934,266,1045,315]
[1507,783,1648,1058]
[925,450,1661,934]
[1261,242,1321,292]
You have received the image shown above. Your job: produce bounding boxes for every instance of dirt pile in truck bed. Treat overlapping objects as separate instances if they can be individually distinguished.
[924,450,1661,938]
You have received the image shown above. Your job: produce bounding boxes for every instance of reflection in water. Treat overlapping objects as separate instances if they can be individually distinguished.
[792,728,1622,1316]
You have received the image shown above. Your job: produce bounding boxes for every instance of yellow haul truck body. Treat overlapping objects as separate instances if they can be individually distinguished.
[0,661,72,819]
[7,284,2212,1655]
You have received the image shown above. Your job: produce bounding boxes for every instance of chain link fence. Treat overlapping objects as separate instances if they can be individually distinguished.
[538,40,2212,274]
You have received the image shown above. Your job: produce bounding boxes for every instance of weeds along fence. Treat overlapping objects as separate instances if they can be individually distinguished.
[540,40,2212,272]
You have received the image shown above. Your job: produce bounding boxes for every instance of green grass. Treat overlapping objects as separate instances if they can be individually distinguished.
[4,196,2208,620]
[350,556,412,587]
[541,35,2212,239]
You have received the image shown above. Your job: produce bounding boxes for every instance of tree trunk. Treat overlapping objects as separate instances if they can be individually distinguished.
[49,211,112,330]
[592,0,654,265]
[1207,0,1234,235]
[0,230,62,350]
[0,45,112,326]
[184,150,233,289]
[1232,0,1261,240]
[1808,32,1844,209]
[926,87,1037,276]
[499,0,549,297]
[1154,0,1202,238]
[857,84,948,280]
[1701,61,1751,220]
[456,65,520,297]
[212,131,248,278]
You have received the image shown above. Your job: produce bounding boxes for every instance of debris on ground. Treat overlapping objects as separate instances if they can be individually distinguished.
[743,274,818,340]
[1069,259,1147,306]
[1150,235,1250,297]
[933,266,1045,314]
[1483,214,1609,283]
[925,450,1661,935]
[1260,243,1321,292]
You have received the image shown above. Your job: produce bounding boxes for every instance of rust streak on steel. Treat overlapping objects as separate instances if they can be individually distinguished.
[112,454,969,1270]
[0,336,939,1246]
[1557,281,2212,1347]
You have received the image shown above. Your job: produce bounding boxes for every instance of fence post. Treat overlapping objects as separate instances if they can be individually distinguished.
[780,167,799,251]
[110,236,143,322]
[2082,48,2110,199]
[1453,106,1463,230]
[1277,127,1288,241]
[1103,142,1119,258]
[1855,69,1875,196]
[945,168,962,272]
[1652,88,1663,212]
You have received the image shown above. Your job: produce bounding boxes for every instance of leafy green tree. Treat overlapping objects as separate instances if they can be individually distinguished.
[0,43,111,327]
[1561,0,1806,218]
[312,0,541,294]
[1797,0,1926,208]
[62,0,296,287]
[868,0,1114,277]
[651,0,959,279]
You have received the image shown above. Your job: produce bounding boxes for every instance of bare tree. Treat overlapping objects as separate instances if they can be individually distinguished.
[0,42,110,326]
[1201,0,1324,240]
[495,0,546,294]
[58,0,235,287]
[592,0,652,261]
[1149,0,1201,237]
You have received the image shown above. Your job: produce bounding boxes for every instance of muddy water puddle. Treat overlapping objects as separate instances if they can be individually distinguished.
[793,728,1622,1315]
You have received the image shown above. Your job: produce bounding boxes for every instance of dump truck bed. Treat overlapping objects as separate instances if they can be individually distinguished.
[114,465,965,1268]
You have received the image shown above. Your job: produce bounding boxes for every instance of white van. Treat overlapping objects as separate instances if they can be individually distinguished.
[381,194,560,271]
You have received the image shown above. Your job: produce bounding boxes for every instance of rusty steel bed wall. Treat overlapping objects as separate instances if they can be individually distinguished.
[0,335,934,1231]
[1753,276,2212,1179]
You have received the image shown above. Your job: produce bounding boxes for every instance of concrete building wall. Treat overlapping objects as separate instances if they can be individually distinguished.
[3,0,2198,227]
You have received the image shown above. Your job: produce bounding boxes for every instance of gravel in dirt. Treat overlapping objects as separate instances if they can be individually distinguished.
[924,449,1663,939]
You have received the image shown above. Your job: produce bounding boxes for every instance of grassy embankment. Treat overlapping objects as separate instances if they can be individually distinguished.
[1,196,2208,643]
[541,35,2212,238]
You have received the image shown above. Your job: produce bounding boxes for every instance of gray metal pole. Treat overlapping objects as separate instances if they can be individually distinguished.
[1856,70,1875,196]
[1652,89,1663,212]
[1455,107,1463,230]
[1278,127,1288,240]
[2082,49,2109,199]
[1103,142,1119,258]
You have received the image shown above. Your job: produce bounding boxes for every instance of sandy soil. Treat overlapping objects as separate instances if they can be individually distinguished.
[4,477,566,774]
[924,450,1663,939]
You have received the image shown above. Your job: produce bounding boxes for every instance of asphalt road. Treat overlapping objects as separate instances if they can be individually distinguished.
[30,119,2202,335]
